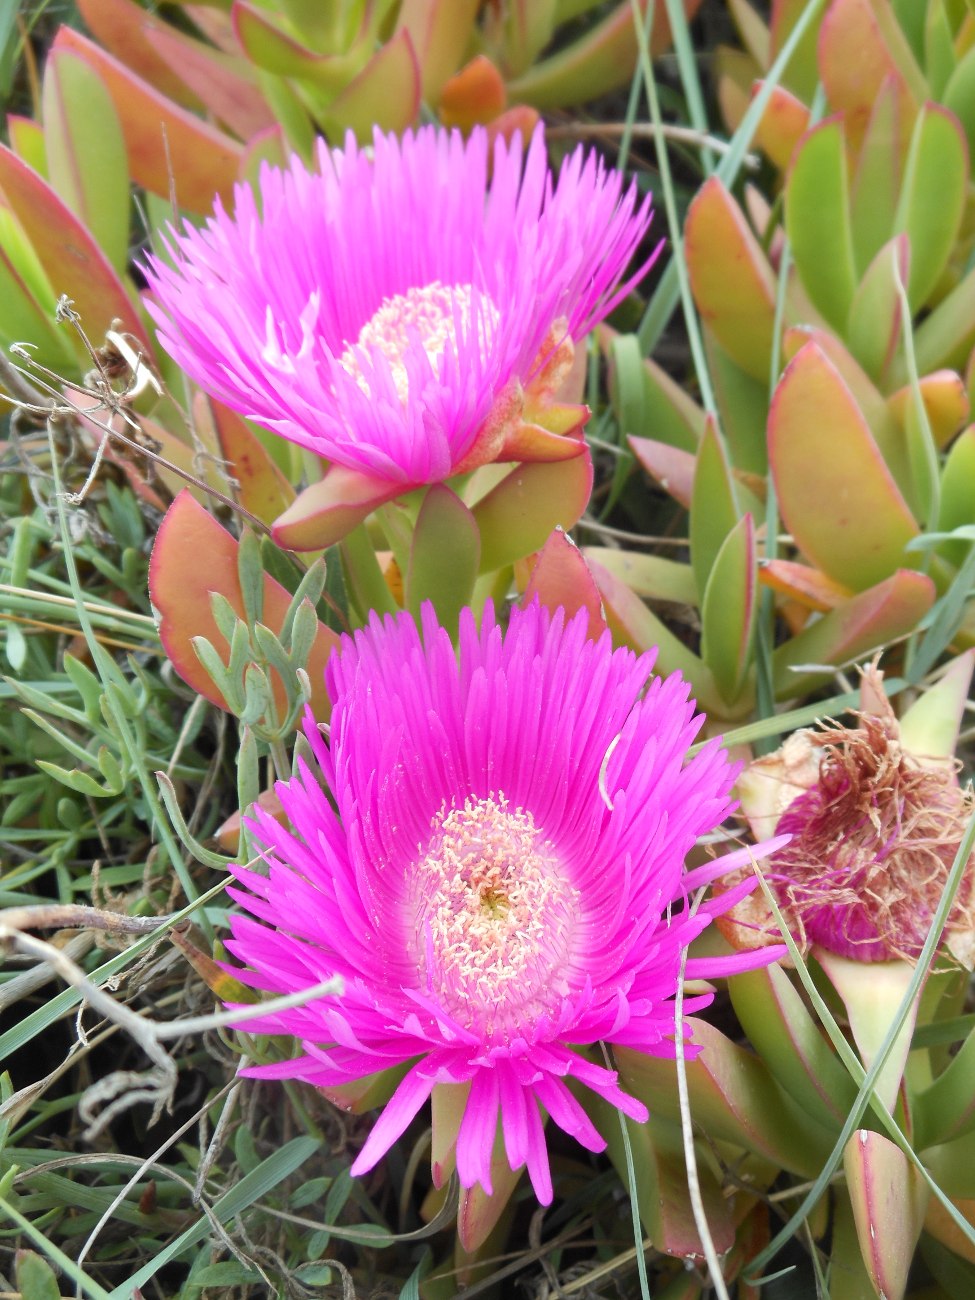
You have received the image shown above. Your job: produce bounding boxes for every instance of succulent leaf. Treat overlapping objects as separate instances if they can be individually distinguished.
[786,117,858,333]
[685,177,777,382]
[769,342,918,590]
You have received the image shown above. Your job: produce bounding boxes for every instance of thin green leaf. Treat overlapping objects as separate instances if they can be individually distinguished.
[0,1197,111,1300]
[107,1137,320,1298]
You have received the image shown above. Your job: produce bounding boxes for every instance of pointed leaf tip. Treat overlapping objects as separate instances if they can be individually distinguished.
[518,528,607,640]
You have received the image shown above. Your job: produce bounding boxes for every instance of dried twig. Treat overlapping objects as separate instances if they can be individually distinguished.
[0,910,342,1140]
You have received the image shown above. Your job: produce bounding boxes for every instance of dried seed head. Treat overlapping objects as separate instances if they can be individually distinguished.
[726,698,975,965]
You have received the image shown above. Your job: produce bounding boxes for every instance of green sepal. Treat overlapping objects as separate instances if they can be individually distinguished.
[471,452,592,574]
[405,484,480,635]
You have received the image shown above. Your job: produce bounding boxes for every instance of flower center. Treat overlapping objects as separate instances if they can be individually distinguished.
[340,281,498,401]
[411,794,579,1042]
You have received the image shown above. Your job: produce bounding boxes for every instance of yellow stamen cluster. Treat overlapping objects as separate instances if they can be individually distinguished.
[412,793,578,1040]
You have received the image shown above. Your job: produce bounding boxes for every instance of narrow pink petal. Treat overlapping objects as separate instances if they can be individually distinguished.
[349,1062,439,1177]
[455,1068,501,1194]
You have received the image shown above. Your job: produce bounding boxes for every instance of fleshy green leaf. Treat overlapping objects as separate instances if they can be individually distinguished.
[319,31,422,141]
[0,141,151,354]
[14,1251,61,1300]
[232,2,365,84]
[786,118,858,333]
[587,555,721,713]
[728,0,770,65]
[629,436,695,509]
[7,115,46,175]
[913,1024,975,1149]
[898,647,975,763]
[769,0,820,100]
[818,0,924,152]
[906,262,975,378]
[705,332,770,474]
[925,0,956,99]
[894,102,969,311]
[769,342,918,589]
[0,212,75,368]
[685,177,777,381]
[729,965,858,1132]
[784,323,913,504]
[43,47,129,272]
[76,0,204,108]
[54,26,243,214]
[759,558,854,611]
[700,512,757,706]
[849,74,904,274]
[944,43,975,162]
[608,328,702,453]
[582,547,697,605]
[395,0,480,104]
[690,416,740,603]
[272,467,402,551]
[505,0,705,109]
[771,569,935,697]
[752,79,811,169]
[142,15,276,140]
[499,0,558,77]
[591,1101,736,1259]
[937,426,975,568]
[196,395,296,527]
[847,234,909,385]
[888,370,969,451]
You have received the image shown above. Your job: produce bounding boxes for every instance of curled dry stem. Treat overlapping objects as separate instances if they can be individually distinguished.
[0,908,342,1139]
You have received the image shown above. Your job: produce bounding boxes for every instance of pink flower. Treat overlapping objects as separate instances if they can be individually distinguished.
[144,127,656,545]
[225,604,782,1205]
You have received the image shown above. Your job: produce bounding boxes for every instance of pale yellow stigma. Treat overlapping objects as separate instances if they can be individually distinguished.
[339,281,499,401]
[411,794,579,1041]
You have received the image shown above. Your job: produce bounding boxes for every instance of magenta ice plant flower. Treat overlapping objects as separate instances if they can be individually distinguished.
[144,126,656,547]
[225,602,784,1208]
